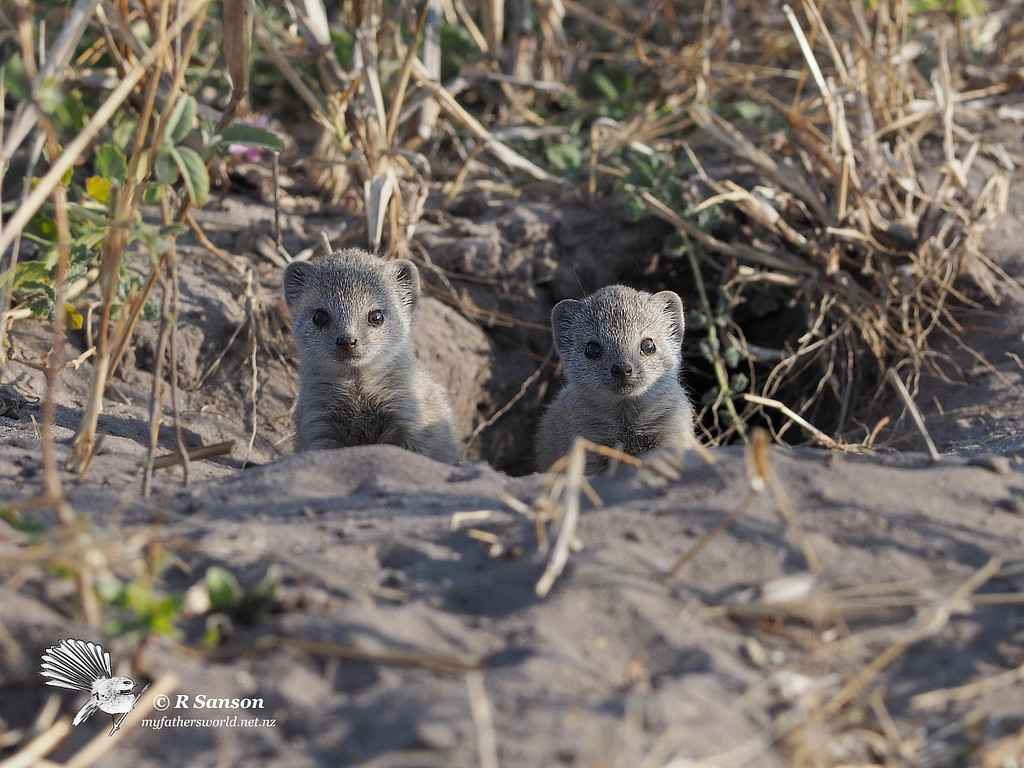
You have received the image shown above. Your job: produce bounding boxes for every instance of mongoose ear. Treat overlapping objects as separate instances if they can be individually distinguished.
[390,259,421,310]
[651,290,685,339]
[550,299,580,354]
[283,261,315,310]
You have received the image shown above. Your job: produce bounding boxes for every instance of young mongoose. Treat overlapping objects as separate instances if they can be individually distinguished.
[535,285,696,473]
[283,249,461,463]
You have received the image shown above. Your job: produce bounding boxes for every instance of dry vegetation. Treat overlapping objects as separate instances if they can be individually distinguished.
[2,0,1022,465]
[589,0,1021,444]
[2,0,1024,766]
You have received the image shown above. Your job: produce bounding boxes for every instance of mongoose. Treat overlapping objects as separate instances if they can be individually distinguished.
[283,249,461,464]
[535,285,696,473]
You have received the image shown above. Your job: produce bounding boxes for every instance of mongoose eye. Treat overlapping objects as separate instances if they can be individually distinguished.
[584,341,603,359]
[640,338,656,356]
[312,308,331,328]
[367,309,385,326]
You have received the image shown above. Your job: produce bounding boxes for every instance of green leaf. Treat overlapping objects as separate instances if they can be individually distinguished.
[219,123,283,151]
[148,595,184,636]
[205,566,242,611]
[11,260,50,292]
[96,575,125,604]
[203,613,233,646]
[24,214,57,245]
[52,91,89,136]
[125,581,154,612]
[733,99,770,124]
[142,181,164,204]
[723,342,741,369]
[0,508,49,534]
[164,94,197,146]
[29,295,53,318]
[699,336,720,363]
[111,117,138,153]
[4,56,30,101]
[168,145,209,206]
[330,28,354,68]
[589,71,620,101]
[95,142,128,183]
[36,76,63,116]
[546,142,583,173]
[624,191,646,221]
[158,223,189,237]
[438,24,476,78]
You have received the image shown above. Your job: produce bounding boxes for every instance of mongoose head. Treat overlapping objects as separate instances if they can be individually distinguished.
[551,286,685,400]
[283,249,420,372]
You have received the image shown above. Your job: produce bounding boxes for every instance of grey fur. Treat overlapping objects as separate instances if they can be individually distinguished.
[536,285,696,473]
[283,249,461,464]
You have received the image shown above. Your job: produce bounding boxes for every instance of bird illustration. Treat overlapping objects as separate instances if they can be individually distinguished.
[40,638,148,736]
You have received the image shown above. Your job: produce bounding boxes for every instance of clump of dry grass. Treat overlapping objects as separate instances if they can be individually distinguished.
[582,0,1015,445]
[256,0,559,256]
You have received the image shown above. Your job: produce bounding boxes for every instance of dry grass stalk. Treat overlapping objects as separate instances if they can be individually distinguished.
[413,61,563,184]
[662,489,757,582]
[912,659,1024,710]
[820,557,1002,719]
[222,0,254,115]
[480,0,504,57]
[751,430,821,573]
[36,130,73,518]
[466,669,500,768]
[141,262,175,495]
[663,428,819,579]
[743,393,841,450]
[241,269,262,464]
[535,437,586,597]
[150,440,235,470]
[886,367,940,460]
[416,0,442,141]
[469,348,551,442]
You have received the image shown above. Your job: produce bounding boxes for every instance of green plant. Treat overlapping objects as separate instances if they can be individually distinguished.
[200,565,280,646]
[97,574,184,640]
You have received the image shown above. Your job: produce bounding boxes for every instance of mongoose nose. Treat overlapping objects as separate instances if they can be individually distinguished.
[610,363,633,379]
[337,336,358,351]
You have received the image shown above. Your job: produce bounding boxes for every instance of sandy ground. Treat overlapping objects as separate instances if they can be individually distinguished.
[1,169,1023,766]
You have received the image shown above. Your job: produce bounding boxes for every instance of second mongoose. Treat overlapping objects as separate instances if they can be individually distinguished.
[535,285,696,473]
[283,249,461,464]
